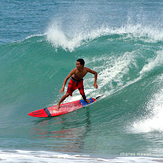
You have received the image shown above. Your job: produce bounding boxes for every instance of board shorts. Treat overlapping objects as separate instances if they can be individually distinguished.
[66,77,85,96]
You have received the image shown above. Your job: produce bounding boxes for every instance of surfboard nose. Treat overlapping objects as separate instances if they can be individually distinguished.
[28,109,48,117]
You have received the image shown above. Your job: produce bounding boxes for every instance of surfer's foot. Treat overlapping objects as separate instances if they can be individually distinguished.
[55,104,60,111]
[85,99,91,103]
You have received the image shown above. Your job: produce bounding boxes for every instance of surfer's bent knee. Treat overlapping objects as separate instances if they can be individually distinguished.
[65,92,70,97]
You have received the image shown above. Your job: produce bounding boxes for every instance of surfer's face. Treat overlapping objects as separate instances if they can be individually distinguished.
[76,61,83,69]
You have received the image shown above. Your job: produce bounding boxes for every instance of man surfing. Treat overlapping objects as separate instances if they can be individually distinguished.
[55,59,98,111]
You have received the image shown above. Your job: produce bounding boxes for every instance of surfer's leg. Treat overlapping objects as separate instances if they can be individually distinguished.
[78,82,90,103]
[81,94,91,103]
[55,93,70,111]
[79,88,91,103]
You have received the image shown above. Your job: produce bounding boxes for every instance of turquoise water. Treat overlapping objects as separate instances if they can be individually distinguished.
[1,0,163,162]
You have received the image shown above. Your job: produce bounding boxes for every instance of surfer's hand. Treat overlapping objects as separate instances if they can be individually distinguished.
[59,87,64,93]
[94,83,98,89]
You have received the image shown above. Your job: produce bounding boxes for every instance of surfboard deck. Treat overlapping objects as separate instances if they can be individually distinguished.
[28,97,98,118]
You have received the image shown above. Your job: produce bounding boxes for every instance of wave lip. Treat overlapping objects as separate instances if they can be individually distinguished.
[46,21,163,52]
[140,50,163,76]
[46,23,110,52]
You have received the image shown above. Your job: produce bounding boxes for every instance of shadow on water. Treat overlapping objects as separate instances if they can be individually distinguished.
[30,107,92,152]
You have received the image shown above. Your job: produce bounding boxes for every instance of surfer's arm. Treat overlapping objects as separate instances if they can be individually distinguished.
[59,69,75,93]
[87,68,98,89]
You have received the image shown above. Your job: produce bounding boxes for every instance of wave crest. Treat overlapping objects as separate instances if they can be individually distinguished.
[46,21,163,52]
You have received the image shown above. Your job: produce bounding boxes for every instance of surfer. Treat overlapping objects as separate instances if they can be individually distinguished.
[55,59,98,111]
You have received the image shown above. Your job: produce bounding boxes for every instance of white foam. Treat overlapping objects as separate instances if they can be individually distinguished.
[131,75,163,133]
[46,21,163,52]
[46,23,111,52]
[46,23,81,52]
[25,33,45,40]
[114,24,163,43]
[0,149,162,163]
[84,51,137,97]
[140,50,163,75]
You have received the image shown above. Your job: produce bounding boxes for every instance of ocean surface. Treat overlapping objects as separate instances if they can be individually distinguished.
[1,0,163,162]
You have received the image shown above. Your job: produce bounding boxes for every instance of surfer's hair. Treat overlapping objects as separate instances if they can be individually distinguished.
[77,59,85,66]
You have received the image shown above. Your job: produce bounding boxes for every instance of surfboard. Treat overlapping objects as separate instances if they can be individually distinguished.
[28,97,101,118]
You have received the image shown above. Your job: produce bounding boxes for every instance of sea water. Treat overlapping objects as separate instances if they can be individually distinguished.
[0,0,163,162]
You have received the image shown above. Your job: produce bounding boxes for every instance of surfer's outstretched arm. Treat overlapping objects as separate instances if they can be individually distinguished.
[59,69,75,93]
[55,69,75,111]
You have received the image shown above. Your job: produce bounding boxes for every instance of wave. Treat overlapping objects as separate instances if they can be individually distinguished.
[140,50,163,75]
[1,24,162,103]
[0,22,163,156]
[130,74,163,133]
[46,22,163,52]
[1,24,162,108]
